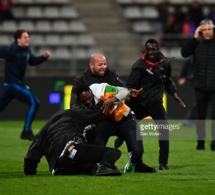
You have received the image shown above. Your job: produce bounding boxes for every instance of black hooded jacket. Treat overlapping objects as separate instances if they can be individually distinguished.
[24,103,104,174]
[70,68,124,109]
[126,52,176,107]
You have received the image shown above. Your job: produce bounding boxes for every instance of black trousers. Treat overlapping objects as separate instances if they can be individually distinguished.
[128,99,169,165]
[93,112,144,165]
[195,88,215,141]
[56,144,121,175]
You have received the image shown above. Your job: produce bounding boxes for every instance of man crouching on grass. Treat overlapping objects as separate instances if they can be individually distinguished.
[24,84,140,176]
[24,102,122,176]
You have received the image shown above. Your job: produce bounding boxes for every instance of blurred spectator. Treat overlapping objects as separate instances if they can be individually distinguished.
[154,0,170,44]
[188,0,204,27]
[0,0,15,20]
[181,14,197,35]
[163,13,180,34]
[174,6,185,28]
[207,6,215,23]
[154,0,170,29]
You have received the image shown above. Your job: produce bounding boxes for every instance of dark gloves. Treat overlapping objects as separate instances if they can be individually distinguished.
[24,158,37,175]
[172,93,186,108]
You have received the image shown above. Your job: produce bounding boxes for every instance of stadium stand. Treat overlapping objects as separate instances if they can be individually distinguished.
[0,0,101,76]
[1,0,215,77]
[115,0,215,76]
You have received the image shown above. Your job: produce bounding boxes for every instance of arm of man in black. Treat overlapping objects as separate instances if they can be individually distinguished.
[126,67,143,90]
[181,38,198,58]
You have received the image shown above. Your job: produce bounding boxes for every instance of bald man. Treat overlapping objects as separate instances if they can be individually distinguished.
[70,53,124,109]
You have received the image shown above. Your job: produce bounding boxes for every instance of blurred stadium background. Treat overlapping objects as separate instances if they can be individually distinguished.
[0,0,214,120]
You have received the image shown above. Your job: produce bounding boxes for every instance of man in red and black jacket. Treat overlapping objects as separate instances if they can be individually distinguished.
[126,39,185,171]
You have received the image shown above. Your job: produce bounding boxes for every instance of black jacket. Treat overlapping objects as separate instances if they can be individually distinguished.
[70,68,124,109]
[126,52,176,107]
[24,103,104,175]
[0,41,47,84]
[181,37,215,91]
[179,57,193,81]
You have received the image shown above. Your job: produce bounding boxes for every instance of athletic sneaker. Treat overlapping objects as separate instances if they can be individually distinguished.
[159,164,169,170]
[20,130,35,141]
[135,162,157,173]
[124,152,135,173]
[124,152,157,173]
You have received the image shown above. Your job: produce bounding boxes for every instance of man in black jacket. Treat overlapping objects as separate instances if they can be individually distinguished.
[181,19,215,151]
[76,83,156,174]
[70,53,124,109]
[70,53,125,147]
[126,39,185,170]
[24,102,122,176]
[0,29,50,141]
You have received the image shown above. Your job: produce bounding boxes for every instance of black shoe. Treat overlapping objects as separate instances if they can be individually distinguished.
[196,140,205,150]
[95,165,122,176]
[20,130,35,141]
[135,162,157,173]
[183,120,194,127]
[159,164,169,170]
[114,137,124,148]
[52,164,98,176]
[211,141,215,151]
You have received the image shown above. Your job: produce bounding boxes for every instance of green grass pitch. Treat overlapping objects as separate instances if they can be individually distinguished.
[0,120,215,195]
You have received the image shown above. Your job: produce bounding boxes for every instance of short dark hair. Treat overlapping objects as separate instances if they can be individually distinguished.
[145,39,159,50]
[75,83,91,96]
[13,29,26,42]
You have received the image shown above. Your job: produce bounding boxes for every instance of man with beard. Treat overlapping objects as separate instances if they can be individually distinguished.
[70,53,124,110]
[70,53,125,148]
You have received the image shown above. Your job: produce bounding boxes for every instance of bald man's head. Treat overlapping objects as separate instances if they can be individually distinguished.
[89,53,107,76]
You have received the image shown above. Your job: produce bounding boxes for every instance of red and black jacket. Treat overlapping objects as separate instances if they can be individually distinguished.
[126,52,176,107]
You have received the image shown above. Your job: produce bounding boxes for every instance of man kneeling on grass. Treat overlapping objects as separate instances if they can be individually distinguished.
[24,84,140,176]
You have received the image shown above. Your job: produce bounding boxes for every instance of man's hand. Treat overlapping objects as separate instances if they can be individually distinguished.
[194,26,203,39]
[115,101,124,110]
[173,93,186,108]
[43,51,51,58]
[178,78,186,86]
[101,97,117,115]
[130,88,143,98]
